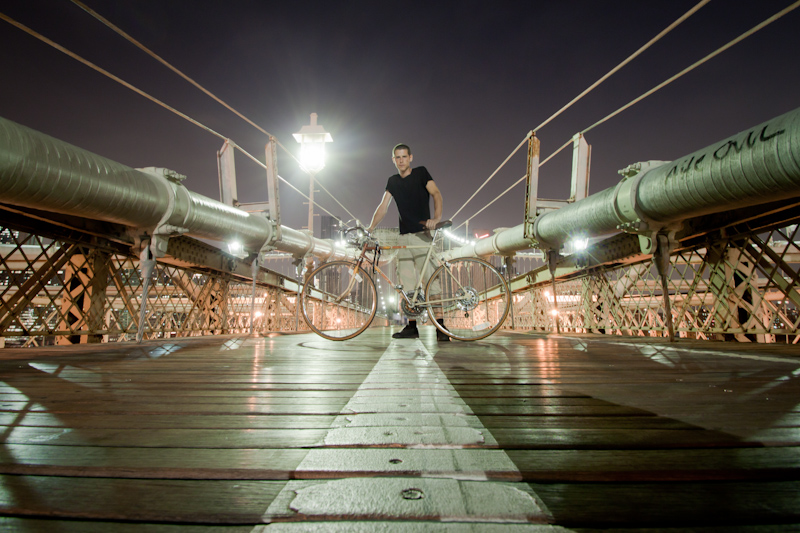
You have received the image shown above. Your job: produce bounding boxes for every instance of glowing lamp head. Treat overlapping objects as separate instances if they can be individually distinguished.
[293,113,333,173]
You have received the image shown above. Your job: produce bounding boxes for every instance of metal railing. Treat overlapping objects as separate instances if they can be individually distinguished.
[0,217,797,346]
[0,225,307,347]
[505,223,800,343]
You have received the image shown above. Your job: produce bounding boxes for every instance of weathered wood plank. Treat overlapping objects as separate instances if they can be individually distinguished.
[2,427,328,447]
[491,428,800,449]
[0,444,306,479]
[0,413,337,429]
[0,475,284,523]
[0,329,797,529]
[0,518,254,532]
[531,481,800,528]
[505,447,800,481]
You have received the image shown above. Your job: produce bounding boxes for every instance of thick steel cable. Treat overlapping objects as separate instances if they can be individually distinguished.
[222,142,343,221]
[68,0,356,222]
[0,10,346,224]
[532,0,712,134]
[582,0,800,136]
[449,134,531,222]
[455,0,799,232]
[65,2,302,156]
[453,139,572,231]
[450,0,710,226]
[0,12,228,141]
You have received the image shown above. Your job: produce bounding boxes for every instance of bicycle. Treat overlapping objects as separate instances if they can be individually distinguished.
[299,220,511,341]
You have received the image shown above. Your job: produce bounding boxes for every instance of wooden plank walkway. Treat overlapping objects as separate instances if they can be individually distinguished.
[0,327,797,531]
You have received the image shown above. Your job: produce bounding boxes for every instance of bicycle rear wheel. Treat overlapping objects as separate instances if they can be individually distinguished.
[426,257,510,341]
[301,261,377,340]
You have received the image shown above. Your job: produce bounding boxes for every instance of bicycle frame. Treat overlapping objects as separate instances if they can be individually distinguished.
[350,226,472,315]
[301,222,511,341]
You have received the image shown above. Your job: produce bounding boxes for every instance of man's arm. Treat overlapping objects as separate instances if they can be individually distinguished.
[424,180,443,231]
[367,191,392,231]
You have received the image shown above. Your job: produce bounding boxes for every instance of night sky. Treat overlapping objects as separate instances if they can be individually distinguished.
[1,1,798,238]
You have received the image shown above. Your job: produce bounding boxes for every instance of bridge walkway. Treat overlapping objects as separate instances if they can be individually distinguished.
[0,327,797,531]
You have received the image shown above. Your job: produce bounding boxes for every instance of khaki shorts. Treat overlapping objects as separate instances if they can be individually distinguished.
[396,231,440,296]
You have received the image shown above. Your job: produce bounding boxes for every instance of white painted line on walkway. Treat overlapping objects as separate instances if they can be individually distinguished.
[254,338,567,529]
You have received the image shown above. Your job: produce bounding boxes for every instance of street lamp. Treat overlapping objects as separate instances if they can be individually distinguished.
[293,113,332,236]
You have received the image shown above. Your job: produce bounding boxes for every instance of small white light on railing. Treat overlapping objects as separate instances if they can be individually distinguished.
[571,238,588,252]
[228,241,243,254]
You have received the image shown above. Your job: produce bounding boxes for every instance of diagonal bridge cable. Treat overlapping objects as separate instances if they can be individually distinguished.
[450,0,711,227]
[69,0,359,224]
[0,10,348,224]
[67,1,305,161]
[453,0,799,232]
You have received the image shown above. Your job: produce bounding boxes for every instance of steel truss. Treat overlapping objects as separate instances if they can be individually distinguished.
[507,221,800,344]
[0,223,307,347]
[1,213,797,345]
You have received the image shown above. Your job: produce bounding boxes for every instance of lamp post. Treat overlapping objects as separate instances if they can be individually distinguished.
[293,113,332,237]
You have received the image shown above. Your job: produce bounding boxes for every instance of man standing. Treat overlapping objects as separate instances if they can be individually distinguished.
[367,143,449,341]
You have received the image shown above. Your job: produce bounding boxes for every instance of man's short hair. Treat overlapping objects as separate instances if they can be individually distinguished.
[392,143,411,157]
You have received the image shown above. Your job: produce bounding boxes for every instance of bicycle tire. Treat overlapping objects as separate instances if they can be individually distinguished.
[426,257,511,341]
[300,260,377,341]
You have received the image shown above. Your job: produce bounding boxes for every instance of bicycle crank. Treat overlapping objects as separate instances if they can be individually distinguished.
[400,290,426,318]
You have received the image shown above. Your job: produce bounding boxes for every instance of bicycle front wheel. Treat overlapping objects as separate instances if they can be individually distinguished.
[426,257,511,341]
[300,261,377,341]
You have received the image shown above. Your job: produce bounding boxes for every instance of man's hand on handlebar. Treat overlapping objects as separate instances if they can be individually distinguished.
[423,218,441,231]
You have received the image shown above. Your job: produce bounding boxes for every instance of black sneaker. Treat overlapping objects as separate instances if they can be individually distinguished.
[436,320,451,342]
[392,323,419,339]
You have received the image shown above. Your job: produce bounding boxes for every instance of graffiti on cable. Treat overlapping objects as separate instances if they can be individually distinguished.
[665,123,786,179]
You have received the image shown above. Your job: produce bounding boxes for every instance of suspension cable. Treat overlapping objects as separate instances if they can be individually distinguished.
[219,141,344,221]
[449,133,531,221]
[0,11,344,223]
[69,1,355,221]
[454,0,799,232]
[454,139,572,231]
[66,1,306,164]
[582,0,800,136]
[0,12,228,141]
[533,0,712,133]
[450,0,710,225]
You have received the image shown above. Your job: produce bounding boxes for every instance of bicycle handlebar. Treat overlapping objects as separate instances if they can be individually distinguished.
[420,220,452,231]
[344,226,378,248]
[343,219,452,249]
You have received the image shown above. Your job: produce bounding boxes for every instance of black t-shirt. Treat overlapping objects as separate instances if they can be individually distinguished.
[386,166,433,234]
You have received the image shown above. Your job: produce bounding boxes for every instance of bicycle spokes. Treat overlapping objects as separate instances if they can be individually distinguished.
[426,257,510,341]
[300,261,377,340]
